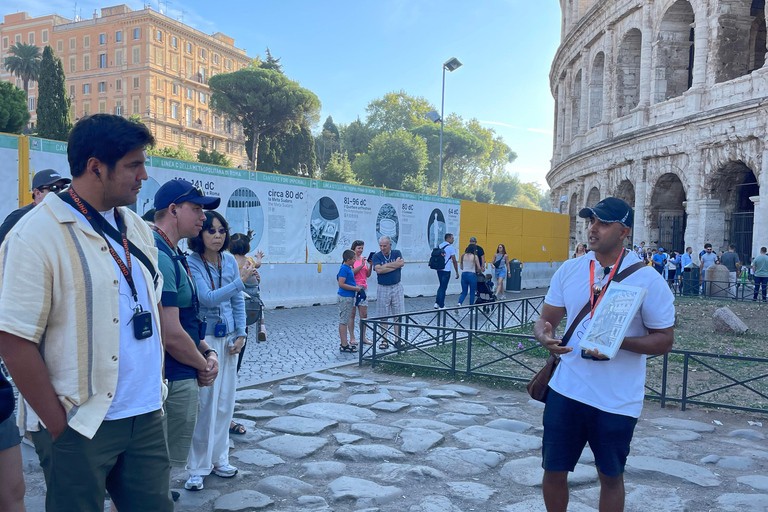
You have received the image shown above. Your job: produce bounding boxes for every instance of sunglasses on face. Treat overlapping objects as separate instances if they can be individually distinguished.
[41,184,68,193]
[206,228,227,235]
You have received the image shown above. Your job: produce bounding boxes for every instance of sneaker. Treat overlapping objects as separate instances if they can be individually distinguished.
[213,464,238,478]
[184,475,204,491]
[258,326,267,342]
[434,303,440,309]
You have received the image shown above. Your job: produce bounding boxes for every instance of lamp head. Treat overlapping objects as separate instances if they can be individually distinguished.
[444,57,462,72]
[426,110,441,123]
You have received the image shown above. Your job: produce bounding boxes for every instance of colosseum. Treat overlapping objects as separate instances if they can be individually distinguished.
[548,0,767,263]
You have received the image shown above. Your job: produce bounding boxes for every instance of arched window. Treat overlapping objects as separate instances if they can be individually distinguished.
[617,29,642,116]
[571,70,582,138]
[750,0,767,72]
[654,0,695,103]
[589,53,604,128]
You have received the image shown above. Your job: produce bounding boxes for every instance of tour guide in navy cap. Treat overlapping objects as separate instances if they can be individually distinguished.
[532,195,674,510]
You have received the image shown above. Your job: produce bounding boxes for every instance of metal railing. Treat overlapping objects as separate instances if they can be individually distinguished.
[670,277,764,301]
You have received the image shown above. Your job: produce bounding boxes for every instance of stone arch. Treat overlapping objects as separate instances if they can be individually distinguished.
[650,173,687,252]
[715,0,765,81]
[708,161,760,259]
[653,0,695,103]
[617,29,643,117]
[571,69,582,138]
[615,179,636,207]
[750,0,766,72]
[586,186,600,206]
[589,52,605,128]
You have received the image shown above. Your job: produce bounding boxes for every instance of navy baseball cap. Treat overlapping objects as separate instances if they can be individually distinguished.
[32,169,70,190]
[579,197,633,228]
[154,179,220,210]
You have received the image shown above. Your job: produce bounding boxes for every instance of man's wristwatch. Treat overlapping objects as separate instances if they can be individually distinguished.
[203,349,218,358]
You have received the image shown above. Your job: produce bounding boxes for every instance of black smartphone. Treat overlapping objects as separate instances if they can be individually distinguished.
[367,251,375,261]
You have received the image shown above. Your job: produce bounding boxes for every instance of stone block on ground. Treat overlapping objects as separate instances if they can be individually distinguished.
[446,481,496,503]
[452,425,542,454]
[305,372,347,382]
[334,444,406,462]
[712,306,749,334]
[301,461,347,479]
[435,413,479,426]
[485,418,533,433]
[235,389,274,403]
[737,475,768,491]
[391,418,457,433]
[625,456,720,487]
[425,447,505,475]
[254,475,314,497]
[213,490,273,511]
[371,401,409,412]
[259,396,306,409]
[233,410,278,422]
[421,388,461,398]
[350,422,401,440]
[573,483,686,511]
[307,380,343,391]
[333,433,362,444]
[326,476,401,506]
[504,498,597,512]
[231,449,285,468]
[402,397,440,407]
[264,416,338,435]
[258,434,328,459]
[649,418,715,433]
[728,428,765,441]
[500,456,596,487]
[347,392,393,407]
[372,463,446,483]
[444,402,491,415]
[400,428,444,453]
[716,456,755,470]
[440,384,480,395]
[289,403,376,423]
[408,495,463,512]
[716,493,768,512]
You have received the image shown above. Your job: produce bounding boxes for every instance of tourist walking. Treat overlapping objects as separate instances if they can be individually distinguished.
[433,233,458,309]
[492,244,510,299]
[468,236,486,268]
[753,246,768,302]
[534,197,674,512]
[700,243,718,295]
[185,212,254,491]
[0,114,173,511]
[720,244,741,298]
[337,249,363,353]
[349,240,373,345]
[458,245,482,306]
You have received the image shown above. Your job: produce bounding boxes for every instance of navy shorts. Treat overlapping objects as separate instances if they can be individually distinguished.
[542,389,637,477]
[0,413,21,451]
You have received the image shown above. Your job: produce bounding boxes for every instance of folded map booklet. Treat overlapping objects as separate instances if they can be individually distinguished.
[578,283,647,359]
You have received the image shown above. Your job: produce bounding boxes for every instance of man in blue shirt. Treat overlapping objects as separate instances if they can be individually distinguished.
[373,235,405,350]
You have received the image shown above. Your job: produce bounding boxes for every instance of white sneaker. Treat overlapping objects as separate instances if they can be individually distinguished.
[184,475,204,491]
[434,303,440,309]
[213,464,238,478]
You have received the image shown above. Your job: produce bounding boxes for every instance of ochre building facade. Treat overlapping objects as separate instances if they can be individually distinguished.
[548,0,768,262]
[1,4,251,168]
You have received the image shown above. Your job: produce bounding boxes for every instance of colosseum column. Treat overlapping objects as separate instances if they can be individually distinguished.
[601,27,615,131]
[579,51,590,135]
[563,68,573,155]
[751,195,763,258]
[632,161,648,245]
[555,79,566,162]
[637,0,654,108]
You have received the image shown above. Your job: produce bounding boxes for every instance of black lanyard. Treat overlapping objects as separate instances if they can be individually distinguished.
[153,226,200,312]
[60,188,141,303]
[203,255,222,289]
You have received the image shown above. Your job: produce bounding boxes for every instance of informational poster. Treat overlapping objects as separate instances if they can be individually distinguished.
[0,135,20,221]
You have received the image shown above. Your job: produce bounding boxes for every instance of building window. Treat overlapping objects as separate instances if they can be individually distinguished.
[186,42,192,53]
[132,47,140,64]
[2,37,8,50]
[155,48,164,66]
[199,92,206,104]
[69,84,75,97]
[213,54,219,65]
[28,32,35,45]
[99,54,107,68]
[56,40,63,52]
[133,77,140,89]
[83,83,91,94]
[213,116,220,131]
[115,50,123,66]
[171,54,179,71]
[156,78,163,91]
[116,79,122,91]
[199,67,206,82]
[116,30,122,42]
[225,58,231,70]
[99,101,106,113]
[42,30,49,44]
[83,55,90,71]
[28,96,35,111]
[115,101,122,115]
[69,56,76,73]
[171,36,177,48]
[133,28,140,40]
[186,88,192,100]
[132,98,140,114]
[171,104,178,120]
[172,83,179,95]
[69,37,76,50]
[83,102,91,116]
[156,98,164,115]
[200,49,207,60]
[84,35,90,48]
[29,80,35,90]
[98,81,106,93]
[99,33,106,45]
[186,108,192,126]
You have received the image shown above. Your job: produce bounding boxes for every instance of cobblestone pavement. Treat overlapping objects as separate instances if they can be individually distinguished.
[236,289,548,387]
[22,366,768,511]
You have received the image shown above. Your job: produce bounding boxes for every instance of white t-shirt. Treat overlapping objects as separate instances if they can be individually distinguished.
[441,241,456,272]
[545,250,675,418]
[69,206,162,420]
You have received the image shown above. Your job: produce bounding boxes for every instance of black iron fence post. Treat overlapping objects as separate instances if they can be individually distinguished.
[681,353,689,411]
[661,353,668,408]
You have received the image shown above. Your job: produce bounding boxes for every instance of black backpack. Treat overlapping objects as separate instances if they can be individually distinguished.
[428,245,447,270]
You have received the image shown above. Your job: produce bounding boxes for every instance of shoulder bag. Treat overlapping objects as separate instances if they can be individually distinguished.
[526,260,646,403]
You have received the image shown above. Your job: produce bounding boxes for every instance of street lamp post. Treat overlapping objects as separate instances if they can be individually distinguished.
[438,57,462,197]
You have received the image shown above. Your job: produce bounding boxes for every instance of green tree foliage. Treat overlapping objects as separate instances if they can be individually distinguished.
[315,116,340,170]
[365,91,435,133]
[489,172,521,205]
[36,46,72,141]
[260,48,283,73]
[3,43,41,93]
[127,113,143,124]
[322,152,358,184]
[411,123,487,184]
[474,185,495,204]
[362,130,428,192]
[340,118,374,163]
[198,145,232,167]
[0,82,31,133]
[147,143,196,162]
[257,122,317,177]
[209,67,320,170]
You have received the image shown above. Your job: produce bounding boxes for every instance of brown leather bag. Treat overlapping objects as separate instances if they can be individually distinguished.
[526,260,646,403]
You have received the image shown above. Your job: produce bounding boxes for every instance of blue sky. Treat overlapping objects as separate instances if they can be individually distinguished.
[5,0,561,187]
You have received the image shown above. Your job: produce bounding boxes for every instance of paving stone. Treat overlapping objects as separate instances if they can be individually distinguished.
[421,388,461,398]
[348,385,378,394]
[716,456,755,470]
[326,368,362,378]
[346,378,377,385]
[399,428,444,453]
[260,396,307,409]
[231,449,285,467]
[391,418,458,433]
[425,447,505,475]
[230,426,275,445]
[649,418,715,433]
[503,498,597,512]
[279,384,306,393]
[305,372,347,382]
[258,434,328,459]
[728,428,766,441]
[372,462,447,483]
[371,401,409,412]
[440,384,480,396]
[625,456,720,487]
[304,390,341,401]
[347,393,393,407]
[716,493,768,512]
[712,306,749,334]
[254,475,314,497]
[350,423,401,440]
[446,481,496,503]
[485,418,533,433]
[213,490,273,511]
[631,437,679,459]
[500,456,597,487]
[737,475,768,491]
[411,406,438,417]
[289,403,377,423]
[172,488,221,510]
[656,429,701,442]
[408,495,463,512]
[435,413,479,426]
[700,455,720,464]
[333,433,362,444]
[402,397,440,407]
[301,461,347,479]
[444,402,490,415]
[236,389,274,403]
[296,495,330,510]
[233,409,279,422]
[406,381,432,389]
[264,416,337,435]
[453,425,542,454]
[741,449,768,460]
[526,399,546,409]
[307,380,343,391]
[335,444,406,462]
[327,476,401,506]
[379,385,418,392]
[578,446,595,464]
[573,483,686,511]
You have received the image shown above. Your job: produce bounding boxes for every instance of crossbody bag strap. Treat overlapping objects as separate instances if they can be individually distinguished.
[557,260,646,347]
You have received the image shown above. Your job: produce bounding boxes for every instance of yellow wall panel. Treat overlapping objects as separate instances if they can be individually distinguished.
[522,209,551,238]
[486,204,522,236]
[485,235,522,261]
[459,200,488,247]
[551,214,570,239]
[549,237,570,262]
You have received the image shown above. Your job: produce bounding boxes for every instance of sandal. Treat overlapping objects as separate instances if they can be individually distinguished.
[340,344,357,353]
[378,340,389,350]
[229,422,246,435]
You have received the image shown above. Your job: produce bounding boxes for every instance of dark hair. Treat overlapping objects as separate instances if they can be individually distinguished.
[464,245,477,255]
[351,240,364,250]
[342,249,356,262]
[729,244,736,250]
[141,208,155,222]
[67,114,155,178]
[188,211,230,254]
[704,243,712,249]
[444,233,453,241]
[496,244,507,255]
[762,246,767,253]
[229,233,251,256]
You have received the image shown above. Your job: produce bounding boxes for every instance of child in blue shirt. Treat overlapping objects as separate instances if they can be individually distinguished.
[338,249,362,352]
